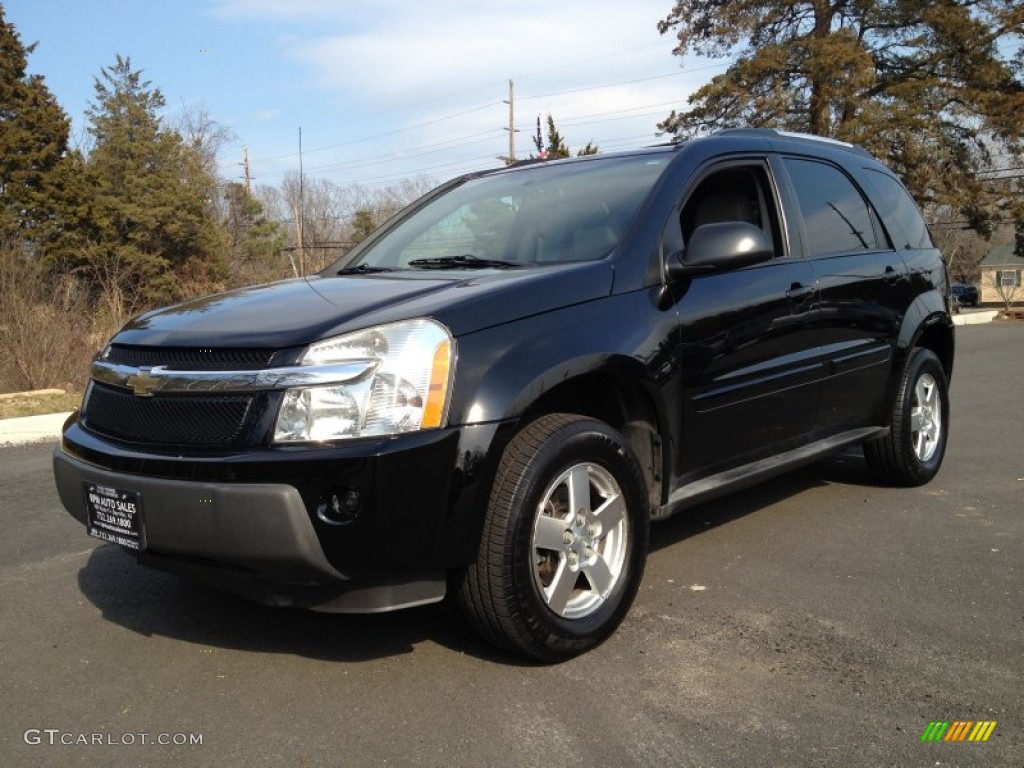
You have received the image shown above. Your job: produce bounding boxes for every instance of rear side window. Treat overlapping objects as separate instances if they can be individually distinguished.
[783,158,878,256]
[861,170,933,250]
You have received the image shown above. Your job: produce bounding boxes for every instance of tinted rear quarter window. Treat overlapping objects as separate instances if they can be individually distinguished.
[861,169,933,250]
[783,158,878,256]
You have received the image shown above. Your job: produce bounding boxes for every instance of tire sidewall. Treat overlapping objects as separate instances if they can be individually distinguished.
[505,420,649,653]
[897,350,949,483]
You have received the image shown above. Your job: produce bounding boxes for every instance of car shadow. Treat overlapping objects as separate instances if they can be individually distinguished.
[76,546,521,665]
[77,449,876,664]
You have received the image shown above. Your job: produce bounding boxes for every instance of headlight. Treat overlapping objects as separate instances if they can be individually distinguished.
[273,318,453,443]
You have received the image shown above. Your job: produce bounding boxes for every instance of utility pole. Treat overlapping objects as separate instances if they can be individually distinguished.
[297,126,305,277]
[240,145,251,195]
[503,79,517,164]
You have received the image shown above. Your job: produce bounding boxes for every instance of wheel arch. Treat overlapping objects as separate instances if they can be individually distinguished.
[443,352,671,575]
[448,297,677,519]
[897,292,955,379]
[879,293,954,439]
[912,317,954,380]
[518,368,668,515]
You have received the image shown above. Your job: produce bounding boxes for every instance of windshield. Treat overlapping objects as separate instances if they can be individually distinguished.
[327,153,669,273]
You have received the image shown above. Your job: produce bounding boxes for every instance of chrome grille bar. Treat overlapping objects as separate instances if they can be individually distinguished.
[91,359,377,397]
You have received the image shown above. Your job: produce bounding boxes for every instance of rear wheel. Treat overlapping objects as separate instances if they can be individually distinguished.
[864,348,949,486]
[458,414,649,662]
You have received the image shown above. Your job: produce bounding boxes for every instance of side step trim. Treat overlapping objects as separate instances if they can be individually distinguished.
[654,426,888,521]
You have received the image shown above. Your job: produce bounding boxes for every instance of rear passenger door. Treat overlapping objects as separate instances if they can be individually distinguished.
[779,157,912,431]
[670,159,822,480]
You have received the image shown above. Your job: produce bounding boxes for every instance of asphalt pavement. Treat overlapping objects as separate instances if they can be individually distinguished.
[1,323,1021,767]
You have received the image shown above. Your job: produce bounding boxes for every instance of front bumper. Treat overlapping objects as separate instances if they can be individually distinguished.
[54,418,513,612]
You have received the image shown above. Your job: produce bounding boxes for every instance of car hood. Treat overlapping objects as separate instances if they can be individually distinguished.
[112,261,613,348]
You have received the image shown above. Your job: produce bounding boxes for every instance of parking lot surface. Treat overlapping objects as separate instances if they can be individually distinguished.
[1,323,1021,767]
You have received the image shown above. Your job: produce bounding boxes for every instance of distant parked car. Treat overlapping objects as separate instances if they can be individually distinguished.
[951,283,979,307]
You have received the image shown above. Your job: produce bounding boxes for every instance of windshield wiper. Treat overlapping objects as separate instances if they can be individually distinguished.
[407,254,523,270]
[336,264,395,275]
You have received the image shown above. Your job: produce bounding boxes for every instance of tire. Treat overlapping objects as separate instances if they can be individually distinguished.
[458,414,650,662]
[864,348,949,486]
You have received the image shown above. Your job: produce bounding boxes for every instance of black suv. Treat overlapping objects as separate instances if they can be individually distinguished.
[54,129,954,661]
[951,283,979,308]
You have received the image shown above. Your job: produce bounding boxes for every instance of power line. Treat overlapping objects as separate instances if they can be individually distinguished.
[315,154,502,188]
[558,104,682,129]
[296,130,504,177]
[976,166,1024,176]
[520,63,729,102]
[521,71,689,101]
[223,41,684,156]
[259,97,685,180]
[230,57,738,188]
[513,41,672,82]
[257,101,503,163]
[311,138,500,175]
[251,91,687,182]
[247,65,715,166]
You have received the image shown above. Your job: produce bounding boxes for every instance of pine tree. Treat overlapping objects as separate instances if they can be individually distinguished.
[532,115,600,160]
[222,182,284,283]
[349,209,379,244]
[65,55,227,307]
[0,4,71,248]
[658,0,1024,230]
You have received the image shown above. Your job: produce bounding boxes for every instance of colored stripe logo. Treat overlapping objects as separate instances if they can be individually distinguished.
[921,721,997,742]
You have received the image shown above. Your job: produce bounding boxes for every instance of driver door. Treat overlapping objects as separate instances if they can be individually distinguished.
[670,159,823,481]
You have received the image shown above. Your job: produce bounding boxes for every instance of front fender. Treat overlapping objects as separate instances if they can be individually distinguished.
[448,289,675,427]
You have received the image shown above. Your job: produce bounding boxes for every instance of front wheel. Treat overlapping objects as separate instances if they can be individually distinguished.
[458,414,650,662]
[864,348,949,486]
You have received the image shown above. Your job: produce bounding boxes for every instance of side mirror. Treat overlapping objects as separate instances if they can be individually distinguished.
[666,221,774,280]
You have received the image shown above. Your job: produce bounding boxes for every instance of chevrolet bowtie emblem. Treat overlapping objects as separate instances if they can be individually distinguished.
[125,366,165,397]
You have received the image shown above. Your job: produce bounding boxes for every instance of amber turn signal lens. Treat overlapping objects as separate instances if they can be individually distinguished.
[421,339,451,429]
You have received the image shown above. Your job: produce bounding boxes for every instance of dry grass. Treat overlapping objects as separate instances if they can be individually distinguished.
[0,389,82,419]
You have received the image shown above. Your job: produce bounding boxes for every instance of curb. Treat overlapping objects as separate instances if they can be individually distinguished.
[952,311,998,326]
[0,412,72,447]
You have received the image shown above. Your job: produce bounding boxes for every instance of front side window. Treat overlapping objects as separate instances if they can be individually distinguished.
[783,158,879,256]
[679,164,782,257]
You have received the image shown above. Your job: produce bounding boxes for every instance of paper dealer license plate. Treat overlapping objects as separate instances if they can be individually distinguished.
[84,482,142,550]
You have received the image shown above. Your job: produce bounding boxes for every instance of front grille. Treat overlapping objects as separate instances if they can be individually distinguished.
[83,382,254,446]
[105,344,276,370]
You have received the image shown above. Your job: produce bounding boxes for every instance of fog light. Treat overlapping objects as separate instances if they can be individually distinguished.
[316,487,361,526]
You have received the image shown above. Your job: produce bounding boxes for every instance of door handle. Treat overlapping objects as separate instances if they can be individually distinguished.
[786,283,815,303]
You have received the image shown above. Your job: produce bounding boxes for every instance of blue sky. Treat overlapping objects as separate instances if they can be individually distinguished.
[6,0,724,191]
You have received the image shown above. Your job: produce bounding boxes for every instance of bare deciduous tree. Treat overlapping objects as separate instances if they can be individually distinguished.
[0,249,95,391]
[176,103,236,180]
[989,268,1021,313]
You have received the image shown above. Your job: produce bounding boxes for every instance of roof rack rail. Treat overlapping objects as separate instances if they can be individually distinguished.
[714,128,854,148]
[712,128,872,156]
[774,130,853,148]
